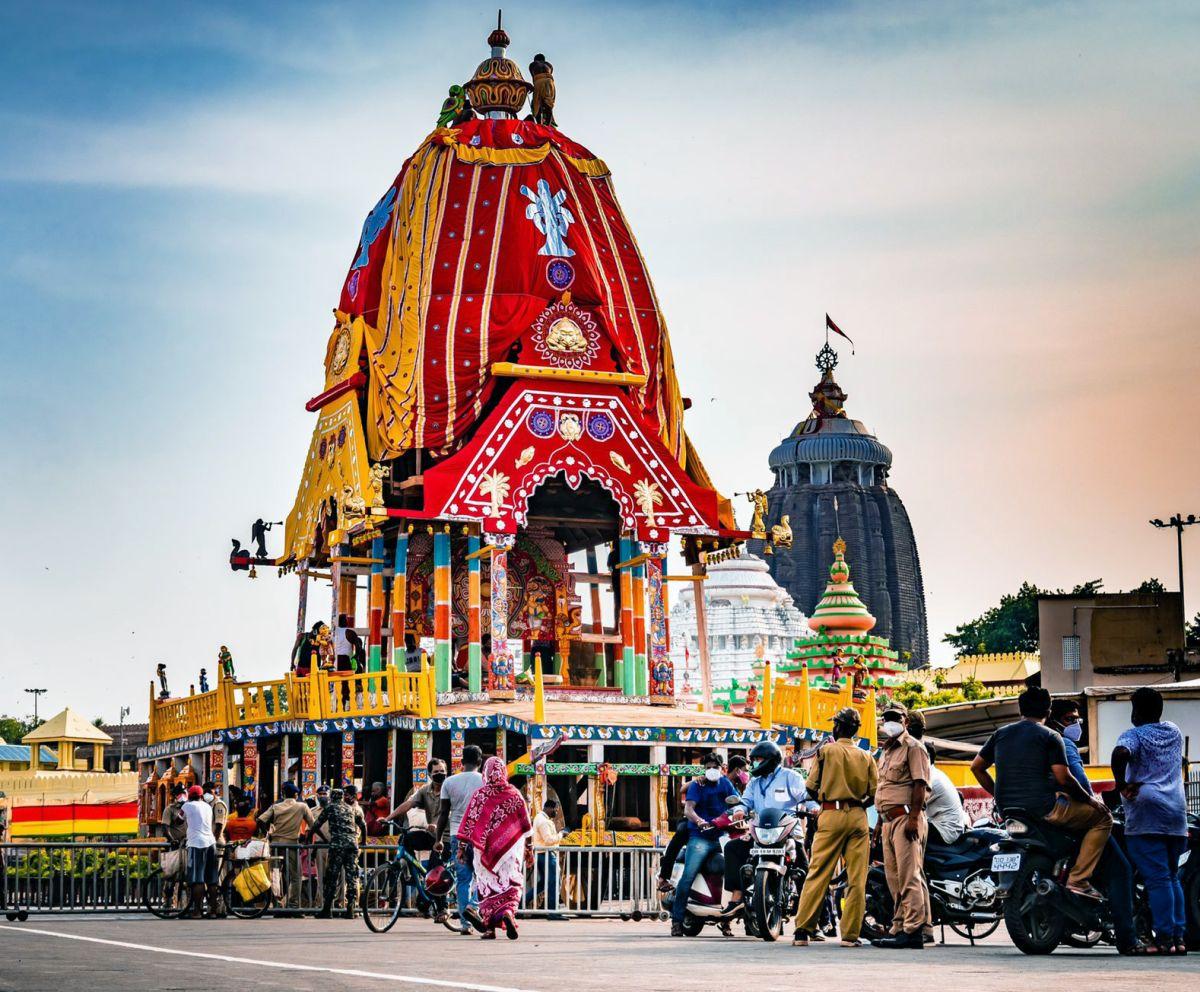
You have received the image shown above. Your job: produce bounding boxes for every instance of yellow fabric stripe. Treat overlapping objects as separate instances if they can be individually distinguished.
[491,363,649,386]
[553,150,621,361]
[583,172,649,401]
[438,132,610,177]
[476,167,512,422]
[610,191,686,463]
[413,150,456,449]
[443,168,482,447]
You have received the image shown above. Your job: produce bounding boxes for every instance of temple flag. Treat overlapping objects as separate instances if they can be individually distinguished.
[825,313,855,353]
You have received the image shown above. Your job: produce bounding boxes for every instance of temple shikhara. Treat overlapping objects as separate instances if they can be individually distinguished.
[137,22,892,844]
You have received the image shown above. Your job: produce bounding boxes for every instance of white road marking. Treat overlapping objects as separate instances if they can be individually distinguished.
[0,924,540,992]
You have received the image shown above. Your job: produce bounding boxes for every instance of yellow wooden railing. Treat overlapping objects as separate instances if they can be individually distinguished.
[772,666,878,747]
[149,663,436,745]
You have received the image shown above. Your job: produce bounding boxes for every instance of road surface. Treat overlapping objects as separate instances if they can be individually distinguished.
[1,915,1197,991]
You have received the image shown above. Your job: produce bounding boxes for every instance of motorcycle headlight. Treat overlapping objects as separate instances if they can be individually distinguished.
[755,826,785,845]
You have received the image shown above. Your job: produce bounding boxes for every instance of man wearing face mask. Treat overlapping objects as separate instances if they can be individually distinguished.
[1049,698,1141,954]
[723,739,811,918]
[668,752,738,936]
[871,703,931,949]
[388,758,449,842]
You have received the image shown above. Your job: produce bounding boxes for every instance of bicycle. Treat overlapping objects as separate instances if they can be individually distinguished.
[144,844,274,920]
[361,826,457,934]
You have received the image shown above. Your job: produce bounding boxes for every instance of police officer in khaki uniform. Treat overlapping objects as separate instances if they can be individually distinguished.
[793,707,879,947]
[872,702,931,949]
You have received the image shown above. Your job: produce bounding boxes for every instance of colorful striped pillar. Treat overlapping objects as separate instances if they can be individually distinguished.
[618,538,633,695]
[300,734,320,799]
[412,731,430,785]
[433,527,452,693]
[367,535,385,672]
[467,534,483,692]
[488,535,516,700]
[631,540,646,696]
[340,730,355,787]
[495,727,506,764]
[390,531,409,666]
[646,546,674,704]
[296,564,309,637]
[242,740,259,807]
[385,729,396,808]
[451,729,465,772]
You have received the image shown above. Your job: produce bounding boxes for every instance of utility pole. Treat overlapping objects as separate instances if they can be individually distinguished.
[1150,513,1198,646]
[119,705,131,770]
[24,687,47,725]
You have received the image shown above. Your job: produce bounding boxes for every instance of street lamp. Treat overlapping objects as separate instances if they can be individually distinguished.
[24,688,47,724]
[1149,513,1198,645]
[118,705,131,771]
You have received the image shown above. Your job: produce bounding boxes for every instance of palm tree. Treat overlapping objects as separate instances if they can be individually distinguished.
[478,471,511,517]
[633,479,663,528]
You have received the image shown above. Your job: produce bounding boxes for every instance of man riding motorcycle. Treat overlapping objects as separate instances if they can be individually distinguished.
[723,740,812,917]
[669,751,739,937]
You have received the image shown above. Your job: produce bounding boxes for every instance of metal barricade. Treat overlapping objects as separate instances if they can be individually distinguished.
[0,840,664,920]
[518,846,663,918]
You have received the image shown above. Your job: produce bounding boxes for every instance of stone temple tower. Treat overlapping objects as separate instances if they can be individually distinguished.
[754,344,929,668]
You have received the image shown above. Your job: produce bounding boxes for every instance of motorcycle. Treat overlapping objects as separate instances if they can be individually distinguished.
[659,813,743,937]
[1183,812,1200,950]
[739,806,807,941]
[993,806,1152,954]
[857,819,1008,943]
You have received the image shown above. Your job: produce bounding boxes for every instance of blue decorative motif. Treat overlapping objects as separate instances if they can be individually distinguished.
[528,408,556,437]
[352,187,398,270]
[586,411,614,441]
[520,179,575,257]
[546,258,575,291]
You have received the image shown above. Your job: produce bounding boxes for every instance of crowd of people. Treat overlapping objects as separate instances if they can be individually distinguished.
[157,685,1190,953]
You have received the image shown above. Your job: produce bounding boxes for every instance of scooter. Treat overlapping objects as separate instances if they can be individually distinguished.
[660,813,743,937]
[740,806,806,941]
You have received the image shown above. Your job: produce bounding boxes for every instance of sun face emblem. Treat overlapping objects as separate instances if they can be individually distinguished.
[545,317,589,354]
[330,322,352,376]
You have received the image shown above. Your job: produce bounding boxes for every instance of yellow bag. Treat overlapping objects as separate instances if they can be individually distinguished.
[233,861,271,901]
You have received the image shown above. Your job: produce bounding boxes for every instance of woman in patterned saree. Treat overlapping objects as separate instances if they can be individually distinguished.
[456,756,532,939]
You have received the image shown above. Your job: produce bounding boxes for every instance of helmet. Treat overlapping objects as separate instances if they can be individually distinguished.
[832,707,861,736]
[748,740,782,778]
[424,864,453,897]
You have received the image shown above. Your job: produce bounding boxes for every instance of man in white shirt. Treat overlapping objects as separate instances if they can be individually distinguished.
[924,745,970,845]
[434,745,486,933]
[527,797,565,917]
[181,785,221,917]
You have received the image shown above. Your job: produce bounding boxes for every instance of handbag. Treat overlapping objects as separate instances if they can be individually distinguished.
[236,838,269,861]
[233,861,271,901]
[160,848,185,880]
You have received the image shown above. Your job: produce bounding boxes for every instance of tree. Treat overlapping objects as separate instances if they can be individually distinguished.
[0,714,36,743]
[1131,578,1167,594]
[1187,611,1200,650]
[943,579,1103,657]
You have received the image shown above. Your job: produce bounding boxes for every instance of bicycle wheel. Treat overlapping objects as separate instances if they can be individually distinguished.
[225,870,273,920]
[143,870,191,920]
[362,863,404,933]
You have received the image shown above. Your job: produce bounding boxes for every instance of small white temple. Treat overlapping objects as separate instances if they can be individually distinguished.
[670,552,813,710]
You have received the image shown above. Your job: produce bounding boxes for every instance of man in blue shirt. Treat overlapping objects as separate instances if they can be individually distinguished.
[722,740,812,915]
[1048,698,1139,952]
[668,751,737,936]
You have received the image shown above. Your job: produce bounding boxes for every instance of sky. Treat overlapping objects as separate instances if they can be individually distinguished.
[1,0,1198,725]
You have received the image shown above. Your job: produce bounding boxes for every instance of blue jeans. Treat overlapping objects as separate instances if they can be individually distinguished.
[1098,837,1136,947]
[525,851,559,910]
[449,837,477,927]
[1126,834,1187,942]
[671,834,719,923]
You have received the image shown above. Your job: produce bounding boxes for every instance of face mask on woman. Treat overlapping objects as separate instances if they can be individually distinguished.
[881,720,905,739]
[1062,722,1083,743]
[704,767,721,782]
[732,769,749,787]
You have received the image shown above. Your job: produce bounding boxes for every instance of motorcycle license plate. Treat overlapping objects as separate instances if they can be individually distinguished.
[749,848,779,857]
[991,853,1021,872]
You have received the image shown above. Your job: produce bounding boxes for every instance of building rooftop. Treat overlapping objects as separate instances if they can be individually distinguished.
[23,708,113,745]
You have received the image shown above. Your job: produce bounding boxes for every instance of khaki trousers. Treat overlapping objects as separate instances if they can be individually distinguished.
[1043,794,1111,886]
[881,814,930,935]
[794,806,870,941]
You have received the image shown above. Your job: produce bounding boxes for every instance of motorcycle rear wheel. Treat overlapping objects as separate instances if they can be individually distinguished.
[1003,857,1064,955]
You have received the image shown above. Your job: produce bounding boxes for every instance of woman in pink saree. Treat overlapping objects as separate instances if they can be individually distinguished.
[456,755,532,939]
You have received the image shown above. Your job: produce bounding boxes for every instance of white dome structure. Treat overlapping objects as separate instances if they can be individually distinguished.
[671,552,813,701]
